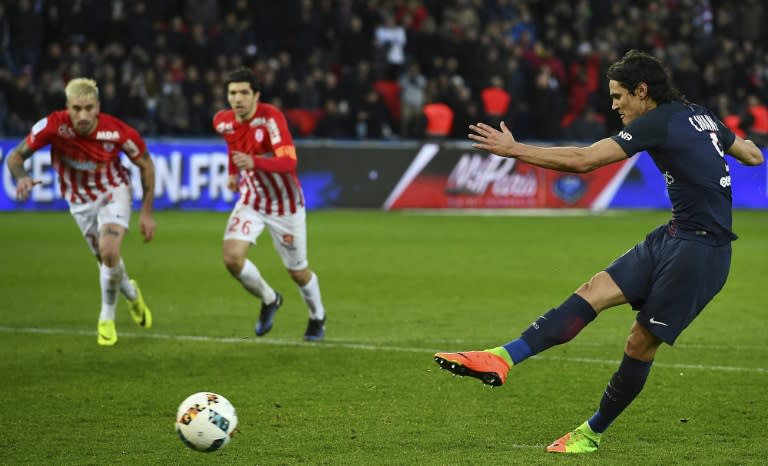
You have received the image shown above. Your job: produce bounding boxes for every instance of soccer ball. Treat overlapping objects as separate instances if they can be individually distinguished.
[175,392,238,452]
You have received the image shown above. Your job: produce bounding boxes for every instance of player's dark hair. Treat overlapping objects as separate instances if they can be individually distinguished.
[607,50,687,105]
[225,67,258,93]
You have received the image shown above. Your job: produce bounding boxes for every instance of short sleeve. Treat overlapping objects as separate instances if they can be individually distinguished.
[716,114,736,150]
[265,108,294,148]
[610,111,668,156]
[25,115,56,150]
[120,124,147,160]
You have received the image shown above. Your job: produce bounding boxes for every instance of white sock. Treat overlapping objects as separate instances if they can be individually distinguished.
[99,263,123,321]
[118,258,137,301]
[238,259,276,304]
[300,272,325,320]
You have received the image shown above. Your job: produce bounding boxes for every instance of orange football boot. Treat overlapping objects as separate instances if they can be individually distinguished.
[433,351,510,386]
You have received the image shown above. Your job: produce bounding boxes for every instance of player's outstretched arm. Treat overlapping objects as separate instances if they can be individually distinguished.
[6,139,41,201]
[130,151,156,242]
[469,121,628,173]
[726,136,764,166]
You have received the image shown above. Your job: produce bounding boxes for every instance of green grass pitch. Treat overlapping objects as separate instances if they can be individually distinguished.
[1,210,766,464]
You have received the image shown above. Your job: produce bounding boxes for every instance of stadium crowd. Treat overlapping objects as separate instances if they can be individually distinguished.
[1,0,767,143]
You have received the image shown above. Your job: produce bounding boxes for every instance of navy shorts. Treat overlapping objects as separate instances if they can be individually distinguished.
[605,224,732,345]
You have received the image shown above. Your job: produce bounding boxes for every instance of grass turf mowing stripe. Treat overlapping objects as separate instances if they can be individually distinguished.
[2,325,765,374]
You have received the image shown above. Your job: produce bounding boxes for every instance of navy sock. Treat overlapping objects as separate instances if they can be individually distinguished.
[588,353,653,433]
[518,294,597,357]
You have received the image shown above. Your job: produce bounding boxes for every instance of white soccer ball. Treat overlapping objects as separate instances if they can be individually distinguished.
[175,392,238,452]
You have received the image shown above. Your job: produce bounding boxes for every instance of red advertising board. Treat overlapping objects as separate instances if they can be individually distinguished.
[385,144,634,209]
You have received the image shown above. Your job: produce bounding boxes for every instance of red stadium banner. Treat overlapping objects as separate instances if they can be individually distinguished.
[384,143,634,209]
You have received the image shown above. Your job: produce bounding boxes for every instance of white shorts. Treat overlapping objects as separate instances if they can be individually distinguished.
[223,201,308,270]
[69,184,132,255]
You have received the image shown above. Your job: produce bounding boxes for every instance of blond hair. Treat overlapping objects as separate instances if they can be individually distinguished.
[65,78,99,101]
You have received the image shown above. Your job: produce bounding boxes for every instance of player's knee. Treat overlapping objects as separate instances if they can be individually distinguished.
[574,275,599,303]
[222,251,244,276]
[575,280,592,296]
[575,271,626,312]
[287,268,311,286]
[624,324,661,361]
[99,249,120,267]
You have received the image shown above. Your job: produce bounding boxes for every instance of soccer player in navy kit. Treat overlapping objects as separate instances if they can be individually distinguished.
[433,50,764,453]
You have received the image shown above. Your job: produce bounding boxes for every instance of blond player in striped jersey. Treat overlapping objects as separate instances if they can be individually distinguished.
[213,68,326,341]
[6,78,155,346]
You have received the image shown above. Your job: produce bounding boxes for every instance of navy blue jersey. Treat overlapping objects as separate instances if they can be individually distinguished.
[611,101,737,244]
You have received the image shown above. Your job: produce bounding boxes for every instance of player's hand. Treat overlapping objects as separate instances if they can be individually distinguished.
[15,177,42,201]
[468,121,516,157]
[232,151,255,170]
[227,175,239,192]
[139,211,156,243]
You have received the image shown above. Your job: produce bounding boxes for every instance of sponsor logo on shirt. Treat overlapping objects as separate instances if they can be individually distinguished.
[216,121,233,134]
[61,156,98,171]
[96,130,120,140]
[266,118,282,144]
[618,130,633,141]
[663,171,675,185]
[57,124,75,139]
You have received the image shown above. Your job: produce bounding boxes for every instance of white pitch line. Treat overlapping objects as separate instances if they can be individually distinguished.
[1,326,766,374]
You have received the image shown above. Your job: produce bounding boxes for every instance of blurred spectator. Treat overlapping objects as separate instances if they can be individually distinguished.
[157,82,190,135]
[423,101,453,139]
[100,81,122,116]
[0,70,10,135]
[0,4,14,72]
[451,85,481,140]
[530,65,565,140]
[184,0,219,30]
[564,108,608,142]
[10,0,44,73]
[399,63,427,138]
[480,75,511,127]
[125,2,155,53]
[6,73,40,135]
[188,91,212,135]
[338,15,370,68]
[740,95,768,147]
[374,12,407,80]
[355,88,392,139]
[122,77,150,134]
[315,99,354,139]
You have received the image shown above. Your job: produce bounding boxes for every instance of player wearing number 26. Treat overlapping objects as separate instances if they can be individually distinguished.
[435,50,764,453]
[213,67,326,341]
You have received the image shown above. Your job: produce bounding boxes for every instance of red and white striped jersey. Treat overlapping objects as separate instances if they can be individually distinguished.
[25,111,146,204]
[213,103,304,215]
